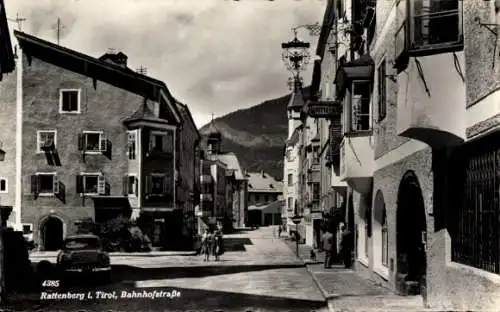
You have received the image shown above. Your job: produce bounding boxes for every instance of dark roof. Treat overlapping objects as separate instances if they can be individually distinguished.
[0,0,15,77]
[14,30,181,123]
[123,98,172,126]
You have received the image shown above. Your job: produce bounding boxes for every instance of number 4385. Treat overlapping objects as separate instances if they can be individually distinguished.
[42,280,60,287]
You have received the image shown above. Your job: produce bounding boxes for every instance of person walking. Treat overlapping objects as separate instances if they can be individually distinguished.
[202,229,212,261]
[213,229,223,261]
[278,225,282,238]
[322,230,334,268]
[340,225,353,268]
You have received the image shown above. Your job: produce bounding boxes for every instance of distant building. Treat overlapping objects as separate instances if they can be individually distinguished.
[0,30,200,251]
[198,121,247,232]
[246,170,283,207]
[248,199,284,227]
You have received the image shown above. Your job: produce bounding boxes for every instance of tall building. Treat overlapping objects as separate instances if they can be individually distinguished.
[0,31,199,251]
[283,81,305,235]
[306,0,500,310]
[198,121,247,232]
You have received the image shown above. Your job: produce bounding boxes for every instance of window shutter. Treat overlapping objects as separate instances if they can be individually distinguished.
[31,175,39,197]
[53,175,59,194]
[145,175,151,194]
[127,132,136,160]
[149,133,155,152]
[76,175,83,193]
[134,177,139,196]
[163,175,168,194]
[97,175,106,195]
[78,133,85,151]
[99,135,107,152]
[122,176,128,196]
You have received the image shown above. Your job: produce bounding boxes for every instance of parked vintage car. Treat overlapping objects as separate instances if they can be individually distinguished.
[56,234,111,281]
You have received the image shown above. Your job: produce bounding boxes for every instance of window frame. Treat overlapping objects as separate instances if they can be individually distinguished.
[35,172,58,197]
[377,58,387,122]
[287,173,293,186]
[127,130,138,160]
[59,89,81,114]
[149,130,171,153]
[82,130,104,154]
[349,80,372,132]
[80,172,104,196]
[0,177,7,193]
[36,130,57,154]
[148,173,167,196]
[126,173,138,197]
[394,0,463,69]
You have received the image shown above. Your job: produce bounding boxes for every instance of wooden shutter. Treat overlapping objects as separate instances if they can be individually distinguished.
[77,133,85,151]
[76,175,83,193]
[122,175,129,196]
[134,177,139,196]
[163,175,170,194]
[127,132,136,160]
[97,175,106,195]
[52,175,59,194]
[145,175,151,194]
[99,135,107,152]
[149,133,155,152]
[31,175,40,197]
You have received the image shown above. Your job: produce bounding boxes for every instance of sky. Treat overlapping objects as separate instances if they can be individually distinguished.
[5,0,326,128]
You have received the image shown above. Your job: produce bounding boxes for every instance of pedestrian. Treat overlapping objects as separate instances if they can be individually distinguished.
[278,226,282,238]
[340,225,353,268]
[322,229,334,268]
[213,230,223,261]
[202,229,212,261]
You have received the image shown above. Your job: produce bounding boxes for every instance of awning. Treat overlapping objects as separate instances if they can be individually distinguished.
[335,54,374,99]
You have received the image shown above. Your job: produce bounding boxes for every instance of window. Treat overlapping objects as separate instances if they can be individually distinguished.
[37,130,57,153]
[255,195,260,202]
[78,131,108,153]
[59,89,81,113]
[288,174,293,186]
[377,59,387,122]
[76,173,106,195]
[264,195,269,202]
[149,131,173,153]
[127,131,137,160]
[145,174,171,196]
[395,0,462,65]
[0,178,7,193]
[350,81,371,131]
[31,173,59,196]
[382,209,388,267]
[123,175,138,196]
[312,183,320,201]
[22,224,33,235]
[288,197,293,210]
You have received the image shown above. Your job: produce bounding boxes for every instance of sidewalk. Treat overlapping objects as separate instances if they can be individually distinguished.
[306,264,442,312]
[29,250,196,258]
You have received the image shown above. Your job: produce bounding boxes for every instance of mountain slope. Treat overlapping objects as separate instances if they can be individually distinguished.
[199,87,310,180]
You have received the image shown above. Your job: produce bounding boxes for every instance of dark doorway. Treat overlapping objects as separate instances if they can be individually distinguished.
[396,171,427,295]
[41,216,64,251]
[264,213,272,226]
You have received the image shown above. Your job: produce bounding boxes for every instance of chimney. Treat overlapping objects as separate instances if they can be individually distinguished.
[99,51,128,67]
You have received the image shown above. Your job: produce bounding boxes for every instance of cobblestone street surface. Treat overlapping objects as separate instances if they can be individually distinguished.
[5,227,328,311]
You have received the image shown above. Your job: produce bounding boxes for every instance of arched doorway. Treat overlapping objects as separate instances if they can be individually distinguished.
[396,171,427,295]
[40,216,64,251]
[374,190,389,269]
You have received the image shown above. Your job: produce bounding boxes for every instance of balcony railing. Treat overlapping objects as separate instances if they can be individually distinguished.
[200,193,213,202]
[200,174,212,183]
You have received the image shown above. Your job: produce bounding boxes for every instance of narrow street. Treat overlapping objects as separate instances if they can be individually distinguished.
[6,227,328,312]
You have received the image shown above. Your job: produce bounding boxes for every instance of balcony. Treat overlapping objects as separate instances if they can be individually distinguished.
[339,135,374,194]
[396,52,465,148]
[307,170,320,184]
[200,174,212,184]
[307,100,342,119]
[200,193,213,202]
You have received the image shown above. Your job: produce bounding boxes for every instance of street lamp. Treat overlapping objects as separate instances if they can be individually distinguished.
[291,213,303,258]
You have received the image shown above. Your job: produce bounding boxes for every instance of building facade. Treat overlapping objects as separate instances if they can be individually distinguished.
[0,31,203,251]
[246,171,283,206]
[308,0,500,310]
[198,122,247,232]
[283,83,305,235]
[175,102,201,246]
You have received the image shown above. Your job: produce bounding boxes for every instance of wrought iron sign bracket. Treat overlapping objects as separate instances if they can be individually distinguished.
[475,17,499,37]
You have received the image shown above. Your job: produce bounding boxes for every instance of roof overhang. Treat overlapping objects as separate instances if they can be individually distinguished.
[123,118,177,131]
[335,54,374,99]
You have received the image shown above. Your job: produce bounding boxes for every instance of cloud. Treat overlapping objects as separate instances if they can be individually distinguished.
[5,0,326,127]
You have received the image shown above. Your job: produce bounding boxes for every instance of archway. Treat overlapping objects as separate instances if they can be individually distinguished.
[40,216,64,251]
[374,190,388,269]
[396,171,427,295]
